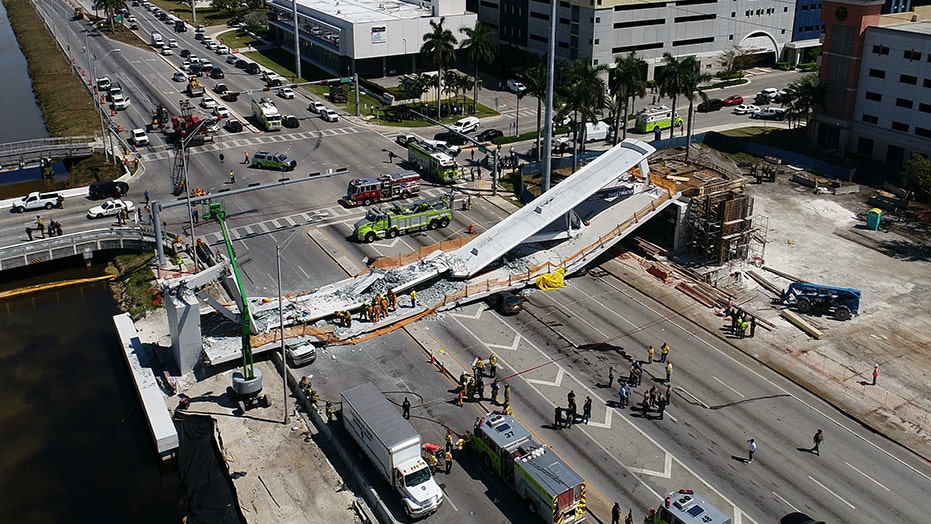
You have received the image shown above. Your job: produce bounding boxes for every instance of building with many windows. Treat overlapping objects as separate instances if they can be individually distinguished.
[266,0,476,77]
[816,1,931,164]
[466,0,797,78]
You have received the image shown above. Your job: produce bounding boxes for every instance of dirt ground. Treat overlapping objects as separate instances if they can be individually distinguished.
[645,146,931,459]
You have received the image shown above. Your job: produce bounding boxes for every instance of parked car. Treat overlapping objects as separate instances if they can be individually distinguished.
[235,59,248,69]
[87,199,135,219]
[245,63,260,74]
[226,54,239,64]
[277,87,295,99]
[476,129,503,142]
[88,180,129,200]
[434,132,468,146]
[213,105,230,119]
[697,98,724,112]
[285,339,317,367]
[215,45,229,55]
[213,82,228,94]
[308,101,326,113]
[751,107,786,120]
[221,91,239,102]
[779,512,825,524]
[282,115,300,128]
[732,104,759,115]
[130,128,150,146]
[321,109,339,122]
[506,79,526,93]
[488,291,521,315]
[251,151,297,171]
[224,119,243,132]
[423,140,460,156]
[722,94,744,106]
[195,24,205,32]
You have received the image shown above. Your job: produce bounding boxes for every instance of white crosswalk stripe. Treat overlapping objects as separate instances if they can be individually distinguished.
[137,127,360,162]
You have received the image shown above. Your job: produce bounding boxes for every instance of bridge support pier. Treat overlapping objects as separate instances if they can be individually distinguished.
[166,288,202,375]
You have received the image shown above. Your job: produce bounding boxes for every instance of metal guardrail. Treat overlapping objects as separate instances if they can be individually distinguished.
[0,136,96,165]
[0,226,161,271]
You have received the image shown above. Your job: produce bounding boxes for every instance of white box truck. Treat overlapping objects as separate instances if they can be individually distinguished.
[341,383,443,518]
[583,121,610,142]
[151,32,164,47]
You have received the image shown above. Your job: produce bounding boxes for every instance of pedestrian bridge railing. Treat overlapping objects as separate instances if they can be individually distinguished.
[0,226,159,271]
[0,136,96,166]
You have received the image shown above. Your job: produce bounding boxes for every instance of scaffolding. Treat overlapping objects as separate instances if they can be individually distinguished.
[686,178,766,265]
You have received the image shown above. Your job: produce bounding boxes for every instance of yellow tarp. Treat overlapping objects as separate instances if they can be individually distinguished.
[536,267,565,290]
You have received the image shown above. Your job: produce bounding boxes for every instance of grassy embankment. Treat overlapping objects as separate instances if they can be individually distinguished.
[3,0,121,185]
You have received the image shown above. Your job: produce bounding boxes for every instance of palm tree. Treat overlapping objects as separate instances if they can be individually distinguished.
[782,73,825,139]
[523,62,548,161]
[421,18,457,120]
[678,56,710,162]
[655,53,690,139]
[608,52,648,144]
[459,22,496,115]
[96,0,124,29]
[443,70,461,110]
[561,59,608,172]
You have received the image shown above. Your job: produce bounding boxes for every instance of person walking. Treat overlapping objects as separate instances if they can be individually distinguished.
[144,190,150,206]
[647,345,655,363]
[660,342,670,362]
[872,364,880,386]
[402,397,411,419]
[243,151,250,164]
[619,383,629,408]
[191,208,199,224]
[608,365,616,388]
[229,170,236,183]
[747,438,756,463]
[219,152,225,164]
[582,396,592,424]
[665,361,673,382]
[612,502,621,524]
[811,429,823,455]
[625,508,633,524]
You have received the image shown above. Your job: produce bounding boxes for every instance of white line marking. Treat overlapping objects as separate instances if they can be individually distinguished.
[675,386,710,409]
[713,376,746,398]
[441,491,458,511]
[808,476,855,509]
[845,462,889,491]
[771,491,799,512]
[628,452,672,478]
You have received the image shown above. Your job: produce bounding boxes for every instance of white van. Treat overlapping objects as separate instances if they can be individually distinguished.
[151,32,164,47]
[583,121,611,142]
[451,116,479,134]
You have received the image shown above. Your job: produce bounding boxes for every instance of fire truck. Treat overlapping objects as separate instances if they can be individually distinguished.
[354,194,453,243]
[471,413,586,524]
[650,490,730,524]
[407,141,458,183]
[340,170,421,207]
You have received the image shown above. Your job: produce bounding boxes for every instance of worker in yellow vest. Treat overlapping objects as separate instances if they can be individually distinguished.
[489,353,498,378]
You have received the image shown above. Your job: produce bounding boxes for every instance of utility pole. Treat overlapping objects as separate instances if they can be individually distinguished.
[542,0,557,192]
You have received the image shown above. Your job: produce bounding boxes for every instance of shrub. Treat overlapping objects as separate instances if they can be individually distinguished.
[774,62,792,71]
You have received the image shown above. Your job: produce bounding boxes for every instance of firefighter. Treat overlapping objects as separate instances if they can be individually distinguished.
[229,170,236,183]
[444,449,453,473]
[666,360,673,382]
[428,452,438,473]
[445,430,454,451]
[372,303,381,323]
[459,372,469,388]
[489,353,498,378]
[490,381,500,404]
[457,387,465,407]
[325,401,334,423]
[467,376,476,400]
[647,345,655,363]
[476,375,485,400]
[402,397,411,419]
[388,289,397,311]
[410,289,417,308]
[381,296,390,315]
[343,310,352,328]
[475,357,485,377]
[504,383,511,408]
[360,301,370,321]
[660,342,670,362]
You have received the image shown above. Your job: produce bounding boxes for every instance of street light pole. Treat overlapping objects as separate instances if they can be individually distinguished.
[91,48,121,162]
[277,220,312,424]
[292,0,301,80]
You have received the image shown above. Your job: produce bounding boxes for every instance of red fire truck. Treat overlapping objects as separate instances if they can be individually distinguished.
[340,170,421,206]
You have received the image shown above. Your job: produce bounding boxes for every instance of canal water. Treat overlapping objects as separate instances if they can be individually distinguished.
[0,3,183,522]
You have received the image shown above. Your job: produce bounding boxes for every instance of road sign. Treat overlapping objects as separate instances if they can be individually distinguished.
[479,146,488,154]
[340,77,352,84]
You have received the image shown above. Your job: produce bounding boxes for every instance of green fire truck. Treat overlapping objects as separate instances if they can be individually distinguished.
[408,141,459,183]
[471,413,586,524]
[354,194,453,243]
[649,490,730,524]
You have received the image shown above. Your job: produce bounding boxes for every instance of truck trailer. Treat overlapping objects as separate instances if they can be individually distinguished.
[354,194,453,243]
[341,383,443,518]
[340,170,421,207]
[472,413,586,523]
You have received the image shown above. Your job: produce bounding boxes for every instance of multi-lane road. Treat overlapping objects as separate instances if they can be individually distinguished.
[16,3,931,523]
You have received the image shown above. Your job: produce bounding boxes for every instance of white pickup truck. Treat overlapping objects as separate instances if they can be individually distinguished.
[11,192,64,213]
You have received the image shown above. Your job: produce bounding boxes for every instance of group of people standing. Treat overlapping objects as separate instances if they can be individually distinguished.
[554,390,593,429]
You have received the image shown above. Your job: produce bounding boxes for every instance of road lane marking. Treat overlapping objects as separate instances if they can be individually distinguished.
[525,367,566,387]
[771,491,799,512]
[675,386,710,409]
[808,476,855,509]
[628,452,672,478]
[712,376,746,398]
[845,462,889,491]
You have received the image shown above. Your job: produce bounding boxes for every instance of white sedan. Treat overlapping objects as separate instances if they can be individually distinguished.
[215,45,229,55]
[199,97,217,110]
[172,71,187,82]
[732,104,759,115]
[87,199,136,219]
[507,79,526,93]
[161,45,173,56]
[226,55,239,64]
[213,105,230,118]
[277,87,295,99]
[321,109,339,122]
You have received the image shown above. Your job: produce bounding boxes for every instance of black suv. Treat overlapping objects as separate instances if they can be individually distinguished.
[245,63,260,74]
[88,180,129,200]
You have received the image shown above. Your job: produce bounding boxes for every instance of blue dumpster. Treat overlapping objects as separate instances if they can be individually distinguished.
[867,208,882,230]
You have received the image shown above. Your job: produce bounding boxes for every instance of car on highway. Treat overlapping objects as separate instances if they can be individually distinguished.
[251,151,297,171]
[213,105,230,119]
[732,104,759,115]
[697,98,723,112]
[224,119,243,132]
[87,199,136,219]
[221,91,239,102]
[195,24,205,32]
[215,45,229,55]
[277,87,295,99]
[477,129,503,142]
[488,291,521,315]
[199,97,217,110]
[751,106,786,120]
[722,94,744,106]
[507,79,526,93]
[423,139,460,156]
[209,67,224,79]
[308,101,326,113]
[88,180,129,200]
[226,54,239,65]
[172,71,186,82]
[779,512,825,524]
[321,109,339,122]
[179,49,191,58]
[213,82,228,94]
[130,128,150,146]
[451,116,479,134]
[111,94,130,110]
[160,45,173,56]
[245,63,260,74]
[194,33,204,41]
[282,114,300,128]
[200,59,214,70]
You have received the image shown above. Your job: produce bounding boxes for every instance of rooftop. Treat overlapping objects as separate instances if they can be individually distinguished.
[877,19,931,36]
[277,0,433,24]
